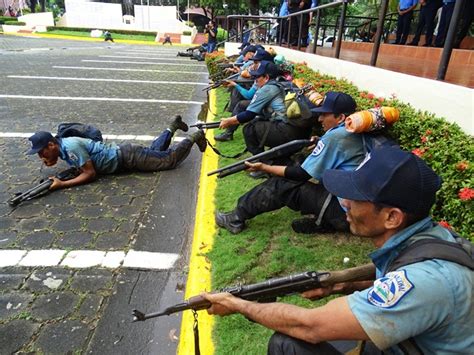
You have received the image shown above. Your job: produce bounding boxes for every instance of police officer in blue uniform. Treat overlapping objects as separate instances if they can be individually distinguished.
[203,147,473,355]
[26,116,207,190]
[218,61,311,159]
[215,91,361,234]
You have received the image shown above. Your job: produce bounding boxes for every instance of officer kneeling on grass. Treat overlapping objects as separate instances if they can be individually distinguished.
[218,61,311,169]
[204,147,474,354]
[26,116,207,190]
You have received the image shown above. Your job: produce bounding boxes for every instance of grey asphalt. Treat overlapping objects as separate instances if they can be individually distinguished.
[0,35,209,354]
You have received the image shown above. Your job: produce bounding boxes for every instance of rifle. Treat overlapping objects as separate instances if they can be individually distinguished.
[203,78,254,92]
[132,263,376,322]
[189,121,221,130]
[207,139,314,178]
[202,72,249,92]
[8,167,80,207]
[217,63,245,69]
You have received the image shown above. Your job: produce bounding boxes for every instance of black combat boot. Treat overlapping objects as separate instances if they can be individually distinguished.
[169,115,189,133]
[190,130,207,152]
[215,211,245,234]
[214,131,234,142]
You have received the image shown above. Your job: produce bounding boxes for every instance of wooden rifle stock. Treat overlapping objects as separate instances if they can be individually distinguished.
[132,263,376,322]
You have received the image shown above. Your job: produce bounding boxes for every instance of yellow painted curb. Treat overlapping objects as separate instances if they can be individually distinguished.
[177,90,218,355]
[3,32,190,46]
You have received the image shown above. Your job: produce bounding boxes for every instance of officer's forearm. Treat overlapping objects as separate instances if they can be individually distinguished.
[59,171,96,188]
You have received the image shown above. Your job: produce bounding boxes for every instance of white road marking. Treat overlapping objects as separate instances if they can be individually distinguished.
[53,65,207,75]
[0,94,204,105]
[19,249,65,267]
[0,132,187,142]
[82,59,205,67]
[0,249,179,270]
[123,250,179,270]
[99,55,199,62]
[8,75,209,86]
[0,250,27,267]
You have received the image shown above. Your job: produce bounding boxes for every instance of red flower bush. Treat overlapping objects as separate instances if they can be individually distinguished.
[438,220,452,229]
[412,148,425,157]
[458,187,474,201]
[456,161,469,171]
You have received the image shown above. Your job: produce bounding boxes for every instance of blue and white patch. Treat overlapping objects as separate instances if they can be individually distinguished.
[311,140,325,156]
[367,270,414,308]
[68,152,79,163]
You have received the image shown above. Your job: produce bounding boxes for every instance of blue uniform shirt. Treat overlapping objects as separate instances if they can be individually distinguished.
[279,1,288,16]
[235,83,257,100]
[246,80,287,121]
[399,0,418,10]
[59,137,120,174]
[301,123,366,181]
[348,218,474,353]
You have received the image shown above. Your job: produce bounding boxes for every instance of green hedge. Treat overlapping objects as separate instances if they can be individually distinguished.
[5,20,25,26]
[0,16,17,24]
[206,54,474,239]
[46,26,156,37]
[182,30,192,36]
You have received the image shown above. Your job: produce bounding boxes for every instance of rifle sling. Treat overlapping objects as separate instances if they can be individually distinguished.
[205,137,248,159]
[192,310,201,355]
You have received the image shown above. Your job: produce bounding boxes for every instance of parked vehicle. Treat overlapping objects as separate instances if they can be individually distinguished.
[316,36,335,47]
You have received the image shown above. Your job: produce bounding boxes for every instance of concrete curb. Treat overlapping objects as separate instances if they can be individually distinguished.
[177,90,218,355]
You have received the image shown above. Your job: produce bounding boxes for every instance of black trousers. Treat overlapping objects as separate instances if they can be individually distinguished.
[411,3,440,45]
[288,8,310,45]
[243,120,310,155]
[235,177,349,232]
[395,10,414,44]
[118,130,193,172]
[434,2,455,47]
[267,333,382,355]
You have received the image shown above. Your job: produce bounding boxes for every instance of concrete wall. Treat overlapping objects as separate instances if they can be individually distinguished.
[60,0,123,29]
[18,12,54,27]
[58,0,189,34]
[225,43,473,135]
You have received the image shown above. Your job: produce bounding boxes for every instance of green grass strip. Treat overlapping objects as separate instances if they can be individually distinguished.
[207,88,373,354]
[46,30,156,42]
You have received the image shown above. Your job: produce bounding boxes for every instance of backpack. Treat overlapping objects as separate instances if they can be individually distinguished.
[56,123,103,142]
[279,81,318,129]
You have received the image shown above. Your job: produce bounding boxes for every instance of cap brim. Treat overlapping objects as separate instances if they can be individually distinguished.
[310,106,332,113]
[26,147,41,155]
[322,169,369,201]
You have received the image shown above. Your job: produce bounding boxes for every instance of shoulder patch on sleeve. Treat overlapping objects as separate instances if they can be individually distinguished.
[367,270,414,308]
[311,140,325,156]
[68,152,79,163]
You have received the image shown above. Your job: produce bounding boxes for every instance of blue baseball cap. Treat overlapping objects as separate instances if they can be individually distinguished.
[27,131,54,155]
[322,147,442,215]
[311,91,356,116]
[238,42,250,50]
[242,45,257,55]
[250,49,274,62]
[249,60,279,79]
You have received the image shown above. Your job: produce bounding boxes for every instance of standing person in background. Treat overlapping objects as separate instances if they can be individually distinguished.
[205,21,217,53]
[278,0,289,43]
[395,0,418,45]
[408,0,442,46]
[288,0,311,46]
[434,0,456,47]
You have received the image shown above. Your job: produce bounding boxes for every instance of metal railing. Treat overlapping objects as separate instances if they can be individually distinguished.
[225,0,468,82]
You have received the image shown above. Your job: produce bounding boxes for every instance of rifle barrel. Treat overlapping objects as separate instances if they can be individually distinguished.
[207,139,313,177]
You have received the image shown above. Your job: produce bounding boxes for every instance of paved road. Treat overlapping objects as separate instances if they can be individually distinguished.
[0,36,208,354]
